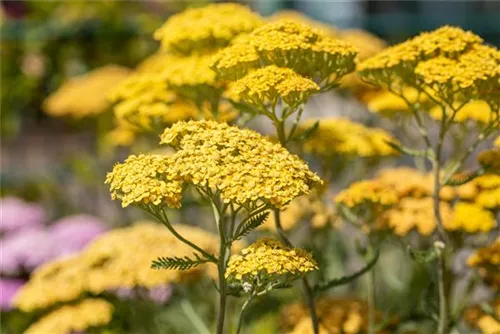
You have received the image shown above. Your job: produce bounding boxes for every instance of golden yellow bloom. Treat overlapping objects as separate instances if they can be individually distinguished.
[465,298,500,334]
[299,118,398,157]
[495,136,500,147]
[358,26,483,90]
[260,196,310,231]
[283,297,389,334]
[475,187,500,209]
[380,197,454,236]
[44,65,130,118]
[365,87,425,116]
[160,120,322,208]
[230,65,320,108]
[24,299,113,334]
[104,120,137,148]
[429,100,494,124]
[468,238,500,291]
[14,222,220,311]
[335,180,398,208]
[106,154,183,208]
[249,20,357,85]
[211,43,261,80]
[447,202,496,233]
[225,238,317,282]
[478,148,500,171]
[154,3,262,55]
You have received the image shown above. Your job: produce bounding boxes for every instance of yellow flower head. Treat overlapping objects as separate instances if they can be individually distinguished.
[468,238,500,291]
[283,297,386,334]
[268,10,339,37]
[478,148,500,171]
[225,238,317,283]
[335,180,398,208]
[24,299,113,334]
[447,202,496,233]
[44,65,130,118]
[495,136,500,147]
[163,54,220,94]
[154,3,262,55]
[429,100,495,124]
[14,222,220,311]
[380,197,454,237]
[211,43,261,80]
[299,118,398,157]
[160,120,322,208]
[249,20,357,85]
[105,154,183,208]
[358,26,483,91]
[365,87,428,117]
[229,65,320,108]
[465,298,500,334]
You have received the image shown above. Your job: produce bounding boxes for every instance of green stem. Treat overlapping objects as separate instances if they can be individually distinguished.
[273,209,320,334]
[215,202,230,334]
[436,246,448,334]
[367,263,376,334]
[181,299,211,334]
[236,297,252,334]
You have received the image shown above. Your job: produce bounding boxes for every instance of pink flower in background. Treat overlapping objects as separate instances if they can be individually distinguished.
[0,278,25,310]
[115,285,173,305]
[0,227,54,274]
[0,197,46,234]
[0,215,107,275]
[49,215,108,257]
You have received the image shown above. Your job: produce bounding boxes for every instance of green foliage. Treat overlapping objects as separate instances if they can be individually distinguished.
[151,253,212,271]
[233,212,269,241]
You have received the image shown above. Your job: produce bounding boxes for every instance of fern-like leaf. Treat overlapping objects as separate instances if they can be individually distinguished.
[385,140,435,160]
[314,248,379,294]
[445,168,484,186]
[151,253,212,271]
[234,212,270,240]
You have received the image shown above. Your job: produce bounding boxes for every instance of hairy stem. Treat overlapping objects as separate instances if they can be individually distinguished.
[273,209,320,334]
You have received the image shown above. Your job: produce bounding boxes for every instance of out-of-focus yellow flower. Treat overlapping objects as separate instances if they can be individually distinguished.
[225,238,317,282]
[447,202,496,233]
[429,100,494,124]
[335,180,398,208]
[364,87,425,116]
[454,174,500,209]
[104,120,137,148]
[494,136,500,147]
[24,299,113,334]
[211,43,261,80]
[44,65,130,118]
[14,222,220,311]
[299,118,398,157]
[465,298,500,334]
[478,148,500,171]
[230,65,320,108]
[380,197,454,236]
[106,154,183,208]
[283,297,389,334]
[475,187,500,209]
[468,238,500,291]
[159,120,322,208]
[154,3,262,55]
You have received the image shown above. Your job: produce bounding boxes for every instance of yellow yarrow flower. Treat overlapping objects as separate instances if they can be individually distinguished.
[465,298,500,334]
[447,202,496,233]
[230,65,320,108]
[159,120,322,208]
[225,238,317,283]
[299,118,398,157]
[468,238,500,291]
[268,10,339,37]
[429,100,495,124]
[211,43,261,80]
[14,222,220,311]
[44,65,130,118]
[335,180,398,208]
[494,136,500,147]
[24,299,113,334]
[154,3,262,55]
[478,148,500,171]
[364,87,427,116]
[106,154,183,208]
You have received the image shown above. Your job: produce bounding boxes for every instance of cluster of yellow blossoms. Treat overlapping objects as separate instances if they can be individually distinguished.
[24,299,113,334]
[225,238,317,283]
[467,238,500,291]
[44,65,130,118]
[14,222,219,311]
[359,26,500,118]
[299,118,398,158]
[108,121,321,209]
[455,174,500,209]
[465,298,500,334]
[282,298,389,334]
[335,167,498,236]
[212,19,357,113]
[153,3,263,55]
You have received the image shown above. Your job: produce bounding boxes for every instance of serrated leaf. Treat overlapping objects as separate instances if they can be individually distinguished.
[445,168,484,186]
[314,248,380,293]
[407,246,438,264]
[234,212,270,240]
[151,253,212,271]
